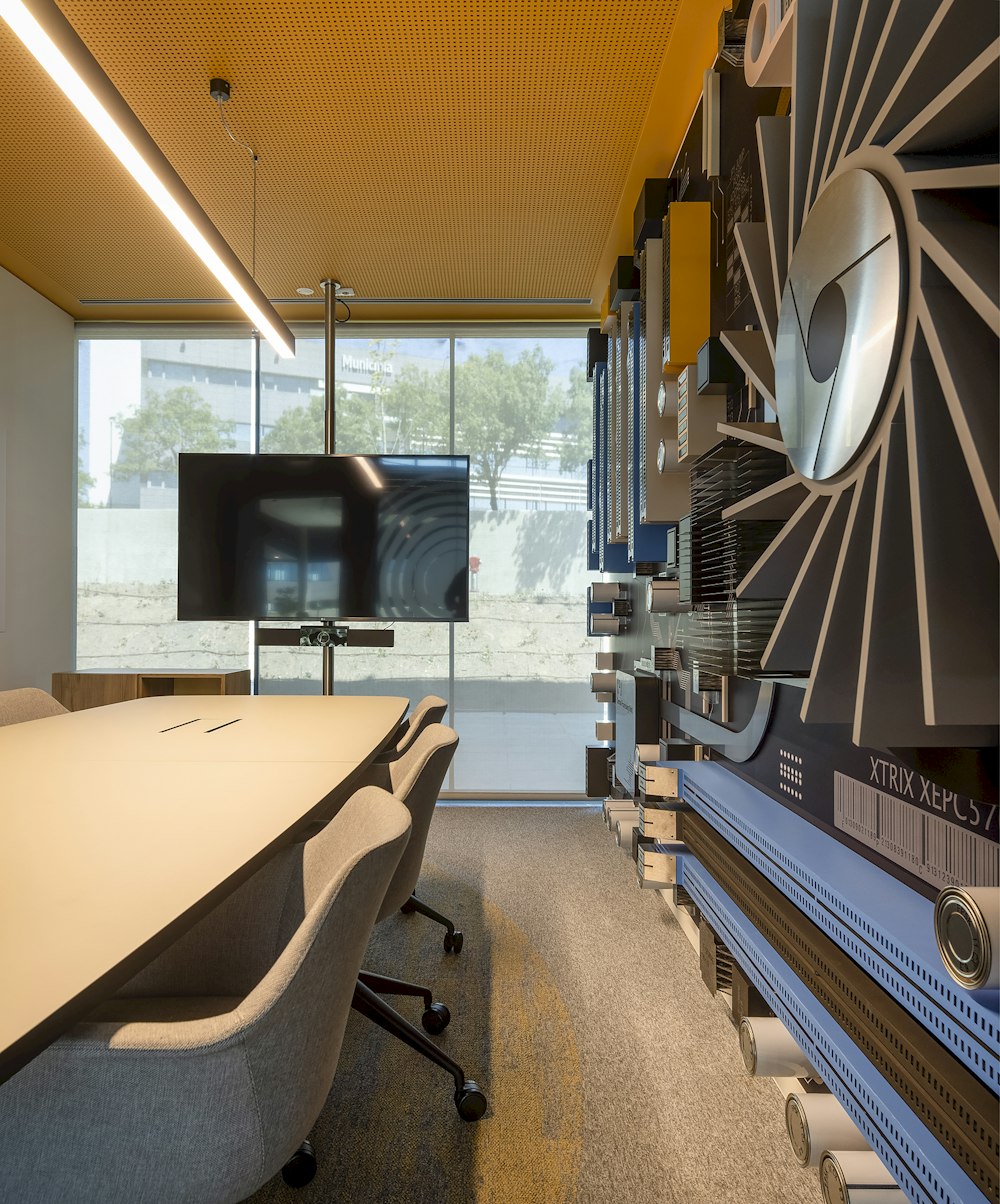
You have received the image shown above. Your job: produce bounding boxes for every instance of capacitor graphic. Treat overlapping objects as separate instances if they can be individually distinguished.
[785,1093,869,1168]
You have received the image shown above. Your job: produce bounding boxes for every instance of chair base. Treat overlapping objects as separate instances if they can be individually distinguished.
[357,969,450,1032]
[400,893,464,953]
[358,968,432,1008]
[281,1140,317,1188]
[351,980,487,1121]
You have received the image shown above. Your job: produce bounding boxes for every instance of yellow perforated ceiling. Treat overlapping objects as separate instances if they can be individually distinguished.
[0,0,717,323]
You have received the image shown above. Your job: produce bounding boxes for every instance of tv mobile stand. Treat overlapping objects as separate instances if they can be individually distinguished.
[298,624,395,649]
[256,623,396,697]
[256,624,395,649]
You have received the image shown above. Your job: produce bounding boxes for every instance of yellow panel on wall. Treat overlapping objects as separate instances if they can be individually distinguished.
[663,201,711,372]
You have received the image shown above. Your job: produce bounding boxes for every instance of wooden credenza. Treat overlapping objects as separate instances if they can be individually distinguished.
[51,669,251,712]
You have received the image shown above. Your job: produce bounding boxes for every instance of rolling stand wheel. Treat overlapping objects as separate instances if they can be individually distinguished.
[454,1081,488,1122]
[443,929,464,954]
[400,898,417,915]
[281,1140,317,1188]
[421,1001,451,1035]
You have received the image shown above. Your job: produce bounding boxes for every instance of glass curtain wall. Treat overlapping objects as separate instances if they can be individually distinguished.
[76,334,253,673]
[76,326,592,793]
[452,335,593,791]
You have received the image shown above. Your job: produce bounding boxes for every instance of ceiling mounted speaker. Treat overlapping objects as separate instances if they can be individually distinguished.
[587,328,609,382]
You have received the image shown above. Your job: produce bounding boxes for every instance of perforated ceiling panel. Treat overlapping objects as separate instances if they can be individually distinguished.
[0,0,688,322]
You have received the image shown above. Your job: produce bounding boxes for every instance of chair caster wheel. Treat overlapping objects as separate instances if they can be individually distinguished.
[422,1001,451,1034]
[400,898,417,915]
[281,1140,317,1188]
[443,929,464,954]
[455,1081,488,1122]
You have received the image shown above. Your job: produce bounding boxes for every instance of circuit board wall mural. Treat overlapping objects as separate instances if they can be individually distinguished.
[587,0,999,855]
[720,0,999,751]
[584,6,999,1198]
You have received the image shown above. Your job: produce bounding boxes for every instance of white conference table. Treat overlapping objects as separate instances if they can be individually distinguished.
[0,693,408,1085]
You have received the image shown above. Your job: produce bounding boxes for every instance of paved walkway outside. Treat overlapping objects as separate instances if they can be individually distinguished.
[260,678,597,795]
[449,710,594,794]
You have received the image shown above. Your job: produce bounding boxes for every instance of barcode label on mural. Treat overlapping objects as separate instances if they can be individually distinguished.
[924,813,1000,888]
[834,772,1000,888]
[835,771,879,842]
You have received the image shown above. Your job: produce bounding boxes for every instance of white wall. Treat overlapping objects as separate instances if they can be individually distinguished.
[0,267,75,690]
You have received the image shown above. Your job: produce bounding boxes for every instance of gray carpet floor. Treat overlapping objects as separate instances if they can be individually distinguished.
[424,805,816,1204]
[251,804,817,1203]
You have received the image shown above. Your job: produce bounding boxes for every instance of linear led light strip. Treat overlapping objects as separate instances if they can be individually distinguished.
[0,0,296,358]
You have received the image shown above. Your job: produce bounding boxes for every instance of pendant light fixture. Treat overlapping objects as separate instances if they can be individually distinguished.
[0,0,295,358]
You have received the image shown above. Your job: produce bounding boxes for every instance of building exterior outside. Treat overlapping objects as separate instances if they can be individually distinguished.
[76,330,594,792]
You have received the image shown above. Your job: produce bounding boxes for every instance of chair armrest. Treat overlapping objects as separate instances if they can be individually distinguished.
[117,847,299,999]
[54,998,246,1055]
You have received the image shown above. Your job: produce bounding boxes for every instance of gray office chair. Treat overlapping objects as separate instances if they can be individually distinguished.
[384,719,463,951]
[371,693,448,780]
[354,723,488,1120]
[0,787,411,1204]
[392,693,448,757]
[0,687,67,726]
[365,698,460,949]
[372,716,464,953]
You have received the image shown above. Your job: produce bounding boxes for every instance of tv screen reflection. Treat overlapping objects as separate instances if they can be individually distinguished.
[177,454,470,622]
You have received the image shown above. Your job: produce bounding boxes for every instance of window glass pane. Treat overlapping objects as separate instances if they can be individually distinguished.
[452,333,592,792]
[255,335,325,692]
[76,337,252,671]
[76,327,593,796]
[336,335,450,456]
[256,336,451,698]
[258,336,326,453]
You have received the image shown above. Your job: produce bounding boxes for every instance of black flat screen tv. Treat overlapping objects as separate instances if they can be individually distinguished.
[177,453,470,622]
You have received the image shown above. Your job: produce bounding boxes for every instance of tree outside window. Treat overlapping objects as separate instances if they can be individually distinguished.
[111,386,235,482]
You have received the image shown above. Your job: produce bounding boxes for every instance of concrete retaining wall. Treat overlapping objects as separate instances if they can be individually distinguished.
[76,507,594,683]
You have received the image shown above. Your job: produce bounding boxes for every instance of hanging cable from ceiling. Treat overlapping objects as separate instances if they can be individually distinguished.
[209,79,350,326]
[210,78,258,282]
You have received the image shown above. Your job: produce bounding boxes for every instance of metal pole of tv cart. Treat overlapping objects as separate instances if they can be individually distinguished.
[321,278,338,696]
[251,284,392,685]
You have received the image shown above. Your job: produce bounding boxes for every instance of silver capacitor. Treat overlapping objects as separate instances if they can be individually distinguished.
[590,582,625,603]
[647,578,681,613]
[657,378,670,416]
[590,615,625,636]
[934,886,1000,991]
[739,1017,816,1079]
[590,671,617,694]
[819,1150,904,1204]
[785,1093,869,1168]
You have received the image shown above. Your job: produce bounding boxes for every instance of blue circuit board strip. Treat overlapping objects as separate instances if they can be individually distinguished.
[676,760,999,1091]
[680,856,991,1204]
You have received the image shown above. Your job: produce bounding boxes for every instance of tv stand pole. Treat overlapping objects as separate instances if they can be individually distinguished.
[253,281,394,684]
[321,278,339,696]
